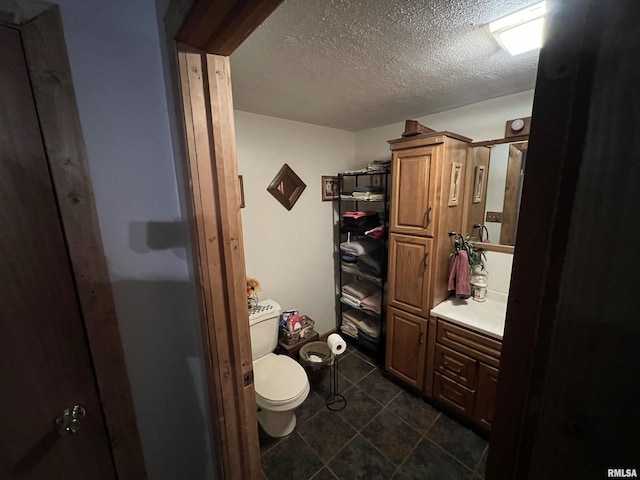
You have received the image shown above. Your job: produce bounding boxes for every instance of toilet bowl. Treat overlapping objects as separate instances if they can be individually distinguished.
[249,299,310,437]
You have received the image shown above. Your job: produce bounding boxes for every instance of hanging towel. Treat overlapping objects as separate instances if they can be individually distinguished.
[448,251,471,299]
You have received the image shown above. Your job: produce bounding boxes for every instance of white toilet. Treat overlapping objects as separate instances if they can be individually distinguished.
[249,299,310,437]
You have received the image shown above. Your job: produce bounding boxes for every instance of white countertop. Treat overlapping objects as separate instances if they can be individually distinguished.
[430,290,507,340]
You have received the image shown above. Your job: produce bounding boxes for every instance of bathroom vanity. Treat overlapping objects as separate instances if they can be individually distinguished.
[430,292,505,431]
[387,290,506,432]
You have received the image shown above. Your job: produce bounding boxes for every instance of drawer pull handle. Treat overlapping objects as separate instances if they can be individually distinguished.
[423,206,432,228]
[443,361,461,373]
[422,252,429,270]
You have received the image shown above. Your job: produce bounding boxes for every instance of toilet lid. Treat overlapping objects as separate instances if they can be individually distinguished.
[253,354,308,403]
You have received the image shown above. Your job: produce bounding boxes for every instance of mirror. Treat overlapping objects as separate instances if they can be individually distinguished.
[462,140,527,247]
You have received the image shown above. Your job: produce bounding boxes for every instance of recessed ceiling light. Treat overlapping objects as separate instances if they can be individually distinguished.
[489,1,547,56]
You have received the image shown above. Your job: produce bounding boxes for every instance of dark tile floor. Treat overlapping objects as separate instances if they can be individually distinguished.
[259,345,488,480]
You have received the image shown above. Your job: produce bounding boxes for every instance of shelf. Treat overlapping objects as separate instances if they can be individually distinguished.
[337,168,390,360]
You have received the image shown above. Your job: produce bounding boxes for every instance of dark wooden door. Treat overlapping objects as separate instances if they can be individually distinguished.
[385,307,427,390]
[387,234,433,317]
[0,25,116,479]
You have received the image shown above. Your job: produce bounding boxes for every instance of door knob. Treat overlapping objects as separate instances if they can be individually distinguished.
[56,405,86,436]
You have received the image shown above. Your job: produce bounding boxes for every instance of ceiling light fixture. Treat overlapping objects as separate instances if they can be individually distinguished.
[489,1,547,56]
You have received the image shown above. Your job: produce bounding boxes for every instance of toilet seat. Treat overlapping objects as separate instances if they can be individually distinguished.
[254,353,309,410]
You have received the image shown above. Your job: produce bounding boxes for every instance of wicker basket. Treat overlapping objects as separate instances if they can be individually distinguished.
[279,316,315,345]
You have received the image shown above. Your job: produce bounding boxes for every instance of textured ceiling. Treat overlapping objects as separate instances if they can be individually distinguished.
[230,0,541,132]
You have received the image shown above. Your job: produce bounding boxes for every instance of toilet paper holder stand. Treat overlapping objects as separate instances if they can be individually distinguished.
[325,351,346,411]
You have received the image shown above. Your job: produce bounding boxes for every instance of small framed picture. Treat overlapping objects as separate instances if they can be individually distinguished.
[448,162,462,206]
[322,175,340,201]
[473,165,486,204]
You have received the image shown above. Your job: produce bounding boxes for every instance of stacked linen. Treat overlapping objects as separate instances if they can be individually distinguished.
[358,250,385,278]
[341,281,378,308]
[340,316,358,338]
[341,211,381,235]
[367,159,391,173]
[339,238,381,256]
[342,309,381,339]
[352,185,385,201]
[360,290,382,315]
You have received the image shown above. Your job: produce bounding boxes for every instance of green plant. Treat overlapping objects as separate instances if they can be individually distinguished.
[452,234,486,270]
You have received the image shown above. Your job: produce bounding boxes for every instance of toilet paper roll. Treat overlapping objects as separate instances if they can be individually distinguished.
[327,333,347,355]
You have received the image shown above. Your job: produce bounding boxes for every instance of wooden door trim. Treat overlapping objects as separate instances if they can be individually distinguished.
[175,0,284,55]
[178,50,260,479]
[0,2,146,478]
[488,1,597,477]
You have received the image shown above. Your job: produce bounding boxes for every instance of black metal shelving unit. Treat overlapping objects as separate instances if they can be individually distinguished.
[337,169,390,355]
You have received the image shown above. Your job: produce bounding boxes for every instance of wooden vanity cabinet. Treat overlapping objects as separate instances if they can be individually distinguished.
[387,234,433,317]
[385,307,427,390]
[432,318,502,431]
[389,145,438,236]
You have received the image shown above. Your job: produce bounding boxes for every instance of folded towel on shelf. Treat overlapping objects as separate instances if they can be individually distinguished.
[365,225,385,239]
[353,185,384,193]
[367,159,391,172]
[360,290,382,314]
[340,316,359,337]
[342,210,378,219]
[343,309,381,338]
[356,317,380,338]
[340,295,361,309]
[351,190,386,202]
[341,253,358,263]
[342,281,378,300]
[340,239,381,256]
[341,262,360,275]
[342,308,370,324]
[341,216,382,234]
[448,251,471,299]
[358,250,385,276]
[341,263,382,285]
[340,323,358,338]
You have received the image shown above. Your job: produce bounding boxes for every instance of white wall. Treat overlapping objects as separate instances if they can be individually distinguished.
[484,251,514,294]
[56,1,214,478]
[355,90,535,163]
[235,111,358,335]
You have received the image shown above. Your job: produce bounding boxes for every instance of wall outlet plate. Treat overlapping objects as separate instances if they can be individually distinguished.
[486,211,503,223]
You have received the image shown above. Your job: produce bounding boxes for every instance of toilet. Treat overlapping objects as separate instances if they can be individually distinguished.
[249,299,310,437]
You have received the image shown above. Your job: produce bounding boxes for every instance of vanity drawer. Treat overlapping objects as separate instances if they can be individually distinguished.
[435,344,477,388]
[436,320,501,368]
[433,372,475,417]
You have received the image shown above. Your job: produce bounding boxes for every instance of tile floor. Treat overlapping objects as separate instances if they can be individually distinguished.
[259,345,488,480]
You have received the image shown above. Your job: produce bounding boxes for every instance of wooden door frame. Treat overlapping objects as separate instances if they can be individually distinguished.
[0,2,146,478]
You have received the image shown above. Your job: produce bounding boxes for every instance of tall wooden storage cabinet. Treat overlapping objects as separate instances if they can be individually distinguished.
[385,131,471,393]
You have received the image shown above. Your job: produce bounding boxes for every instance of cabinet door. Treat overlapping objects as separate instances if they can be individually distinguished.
[385,307,427,390]
[387,234,433,317]
[390,145,438,236]
[473,363,499,430]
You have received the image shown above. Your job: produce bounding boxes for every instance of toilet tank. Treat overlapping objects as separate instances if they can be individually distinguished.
[248,299,282,361]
